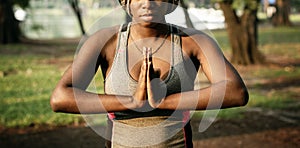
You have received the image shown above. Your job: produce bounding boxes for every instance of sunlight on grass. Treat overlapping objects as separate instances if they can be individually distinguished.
[251,67,300,79]
[290,13,300,23]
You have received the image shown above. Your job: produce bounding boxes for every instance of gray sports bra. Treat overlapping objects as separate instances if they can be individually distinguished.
[104,23,195,120]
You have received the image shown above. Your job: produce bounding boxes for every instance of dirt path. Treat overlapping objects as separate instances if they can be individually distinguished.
[1,109,299,148]
[192,109,300,148]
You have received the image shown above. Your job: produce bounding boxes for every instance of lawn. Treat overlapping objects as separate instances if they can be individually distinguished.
[0,24,299,128]
[206,25,300,119]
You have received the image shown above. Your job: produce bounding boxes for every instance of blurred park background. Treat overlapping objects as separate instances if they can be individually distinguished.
[0,0,300,147]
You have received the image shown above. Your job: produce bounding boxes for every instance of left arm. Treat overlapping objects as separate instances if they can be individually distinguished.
[148,33,249,110]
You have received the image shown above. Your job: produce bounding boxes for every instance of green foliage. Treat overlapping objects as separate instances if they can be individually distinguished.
[232,0,244,10]
[211,0,229,3]
[212,0,259,10]
[291,0,300,12]
[246,0,259,10]
[12,0,30,8]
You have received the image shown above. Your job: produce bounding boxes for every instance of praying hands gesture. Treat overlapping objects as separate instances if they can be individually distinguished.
[50,24,248,114]
[133,47,166,109]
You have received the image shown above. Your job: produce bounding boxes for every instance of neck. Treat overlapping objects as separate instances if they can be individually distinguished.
[130,22,169,39]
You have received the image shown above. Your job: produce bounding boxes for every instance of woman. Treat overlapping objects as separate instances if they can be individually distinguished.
[50,0,248,147]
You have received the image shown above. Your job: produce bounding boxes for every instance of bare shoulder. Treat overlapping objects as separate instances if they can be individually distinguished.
[173,25,219,57]
[177,26,216,43]
[80,25,121,55]
[90,25,121,43]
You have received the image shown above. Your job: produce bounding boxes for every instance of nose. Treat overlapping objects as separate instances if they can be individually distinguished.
[141,0,152,9]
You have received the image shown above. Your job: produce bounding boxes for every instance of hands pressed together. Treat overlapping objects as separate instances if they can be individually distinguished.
[132,47,167,109]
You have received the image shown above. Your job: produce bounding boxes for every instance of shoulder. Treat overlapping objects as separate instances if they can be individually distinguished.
[94,25,123,60]
[172,25,219,57]
[74,25,123,63]
[171,25,217,48]
[90,25,121,43]
[82,25,122,52]
[174,25,215,42]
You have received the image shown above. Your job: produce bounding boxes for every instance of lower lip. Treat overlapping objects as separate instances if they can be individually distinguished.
[140,15,154,21]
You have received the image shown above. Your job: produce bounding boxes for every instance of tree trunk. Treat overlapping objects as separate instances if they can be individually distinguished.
[241,8,264,64]
[180,0,194,28]
[68,0,86,35]
[272,0,292,26]
[0,0,21,44]
[219,1,264,65]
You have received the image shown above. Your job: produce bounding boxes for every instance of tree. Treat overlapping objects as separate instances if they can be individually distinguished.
[68,0,86,35]
[272,0,292,26]
[180,0,194,28]
[215,0,264,65]
[0,0,86,44]
[0,0,29,44]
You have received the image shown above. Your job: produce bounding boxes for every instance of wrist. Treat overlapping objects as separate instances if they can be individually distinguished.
[130,96,145,108]
[149,97,164,108]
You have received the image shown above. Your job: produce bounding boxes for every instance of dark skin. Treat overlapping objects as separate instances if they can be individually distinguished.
[50,0,248,114]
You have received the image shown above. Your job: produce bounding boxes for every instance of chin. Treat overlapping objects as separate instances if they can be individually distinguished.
[133,19,165,26]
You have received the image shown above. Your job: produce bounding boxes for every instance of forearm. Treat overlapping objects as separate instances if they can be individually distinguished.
[50,86,140,114]
[157,80,248,110]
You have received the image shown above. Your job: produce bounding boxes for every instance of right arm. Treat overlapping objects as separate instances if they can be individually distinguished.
[50,27,147,114]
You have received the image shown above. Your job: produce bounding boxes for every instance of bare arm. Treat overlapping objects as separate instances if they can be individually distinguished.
[50,27,147,114]
[150,33,249,110]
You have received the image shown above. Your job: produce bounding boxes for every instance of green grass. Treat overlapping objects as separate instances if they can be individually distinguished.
[247,90,298,110]
[1,24,300,128]
[259,26,300,45]
[193,26,300,120]
[192,107,245,120]
[192,88,299,120]
[211,25,300,53]
[210,29,231,52]
[0,54,84,127]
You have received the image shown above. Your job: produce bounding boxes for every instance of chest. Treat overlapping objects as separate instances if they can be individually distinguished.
[127,43,172,81]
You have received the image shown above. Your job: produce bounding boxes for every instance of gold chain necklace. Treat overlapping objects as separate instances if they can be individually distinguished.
[129,28,169,55]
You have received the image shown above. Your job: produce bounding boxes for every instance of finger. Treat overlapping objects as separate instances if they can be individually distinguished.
[144,47,155,79]
[148,47,152,64]
[143,47,148,69]
[135,53,147,91]
[139,60,147,85]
